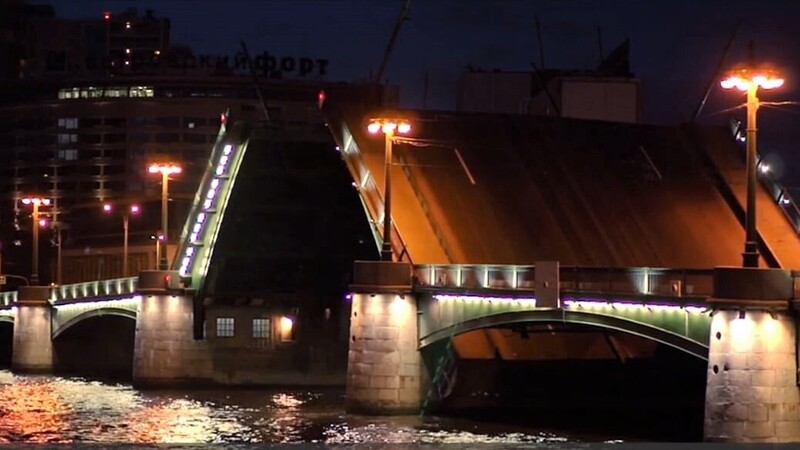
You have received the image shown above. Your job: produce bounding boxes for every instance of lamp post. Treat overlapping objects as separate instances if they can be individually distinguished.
[367,118,412,261]
[104,202,141,277]
[20,197,51,285]
[150,233,165,270]
[52,222,62,285]
[720,66,784,268]
[148,163,182,270]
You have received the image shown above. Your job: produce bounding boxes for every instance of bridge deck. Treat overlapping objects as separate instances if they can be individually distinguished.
[331,105,774,267]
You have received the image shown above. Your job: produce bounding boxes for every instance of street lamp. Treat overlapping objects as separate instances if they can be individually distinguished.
[720,65,784,268]
[148,163,182,270]
[20,197,51,285]
[367,118,412,261]
[51,221,64,285]
[150,233,165,270]
[103,202,141,277]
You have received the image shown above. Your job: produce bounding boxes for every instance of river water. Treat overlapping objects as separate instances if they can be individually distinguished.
[0,371,623,445]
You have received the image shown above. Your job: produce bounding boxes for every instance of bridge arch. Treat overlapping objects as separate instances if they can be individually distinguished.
[52,307,137,339]
[0,315,12,367]
[419,309,708,360]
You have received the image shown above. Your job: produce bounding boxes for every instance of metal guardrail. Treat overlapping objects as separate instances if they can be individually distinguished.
[761,172,800,234]
[0,291,17,307]
[729,119,800,238]
[1,266,711,307]
[0,277,138,307]
[337,120,414,264]
[50,277,138,303]
[413,264,714,298]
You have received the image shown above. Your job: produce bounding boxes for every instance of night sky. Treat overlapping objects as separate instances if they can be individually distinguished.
[40,0,800,184]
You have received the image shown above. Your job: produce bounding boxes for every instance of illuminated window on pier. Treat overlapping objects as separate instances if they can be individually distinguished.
[215,317,234,337]
[279,316,295,342]
[252,318,270,339]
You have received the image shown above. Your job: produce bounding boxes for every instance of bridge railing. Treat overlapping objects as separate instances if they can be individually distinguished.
[0,277,138,307]
[761,174,800,234]
[728,118,800,237]
[0,291,17,306]
[50,277,138,304]
[413,264,714,298]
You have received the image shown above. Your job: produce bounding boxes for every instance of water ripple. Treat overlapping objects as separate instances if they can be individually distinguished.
[0,371,581,444]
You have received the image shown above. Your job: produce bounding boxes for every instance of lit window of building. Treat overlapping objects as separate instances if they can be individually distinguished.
[129,86,154,97]
[57,133,77,144]
[58,118,79,129]
[279,316,294,342]
[57,149,78,160]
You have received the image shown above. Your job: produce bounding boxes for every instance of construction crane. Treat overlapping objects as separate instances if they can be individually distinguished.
[692,19,743,122]
[240,39,271,123]
[374,0,411,85]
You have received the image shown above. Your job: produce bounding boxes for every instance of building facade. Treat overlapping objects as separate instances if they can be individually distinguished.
[457,39,642,123]
[0,2,396,384]
[0,5,394,286]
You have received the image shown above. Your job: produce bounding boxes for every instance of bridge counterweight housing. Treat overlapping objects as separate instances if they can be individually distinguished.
[346,261,424,414]
[12,286,53,373]
[704,267,800,442]
[132,270,213,387]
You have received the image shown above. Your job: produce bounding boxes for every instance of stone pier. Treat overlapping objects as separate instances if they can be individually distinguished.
[345,261,422,414]
[704,267,800,442]
[132,270,212,387]
[12,286,53,373]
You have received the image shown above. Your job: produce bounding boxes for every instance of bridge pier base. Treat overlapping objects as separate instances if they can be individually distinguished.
[346,261,422,414]
[12,286,53,373]
[132,270,212,387]
[704,267,800,442]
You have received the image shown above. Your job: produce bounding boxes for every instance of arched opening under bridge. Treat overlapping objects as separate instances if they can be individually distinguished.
[421,312,707,442]
[0,318,12,368]
[52,309,136,380]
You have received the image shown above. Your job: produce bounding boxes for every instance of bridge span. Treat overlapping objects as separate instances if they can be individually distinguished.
[1,100,800,441]
[0,263,713,368]
[325,101,800,442]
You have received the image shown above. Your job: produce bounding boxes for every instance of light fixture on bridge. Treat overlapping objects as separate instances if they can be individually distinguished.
[150,233,166,270]
[719,45,784,268]
[148,163,182,270]
[366,116,412,262]
[21,197,50,207]
[20,196,51,286]
[103,201,142,277]
[564,298,707,314]
[434,294,536,304]
[720,68,784,91]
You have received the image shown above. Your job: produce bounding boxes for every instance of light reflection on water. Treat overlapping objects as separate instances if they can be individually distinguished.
[0,370,577,444]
